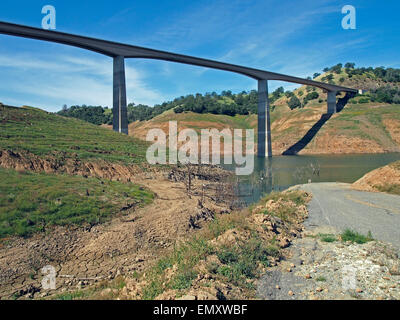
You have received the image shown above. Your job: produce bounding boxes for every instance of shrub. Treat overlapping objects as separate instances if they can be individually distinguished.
[358,98,370,103]
[319,234,337,243]
[341,229,373,244]
[288,96,301,110]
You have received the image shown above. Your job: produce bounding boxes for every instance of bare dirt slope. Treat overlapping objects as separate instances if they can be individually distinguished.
[110,103,400,156]
[0,154,232,299]
[353,161,400,194]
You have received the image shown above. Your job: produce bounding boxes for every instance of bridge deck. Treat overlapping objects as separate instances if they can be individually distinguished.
[0,21,357,93]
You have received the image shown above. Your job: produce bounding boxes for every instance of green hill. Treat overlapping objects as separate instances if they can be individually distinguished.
[124,64,400,155]
[0,104,148,164]
[0,105,154,239]
[57,63,400,124]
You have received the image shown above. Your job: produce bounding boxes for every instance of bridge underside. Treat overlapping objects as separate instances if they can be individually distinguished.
[0,21,358,157]
[110,58,341,158]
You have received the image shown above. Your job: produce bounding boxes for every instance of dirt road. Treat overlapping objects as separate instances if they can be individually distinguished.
[294,182,400,248]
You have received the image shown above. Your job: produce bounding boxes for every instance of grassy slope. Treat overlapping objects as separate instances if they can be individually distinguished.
[0,105,149,164]
[0,105,154,238]
[0,168,154,238]
[130,102,400,155]
[57,190,309,300]
[125,69,400,155]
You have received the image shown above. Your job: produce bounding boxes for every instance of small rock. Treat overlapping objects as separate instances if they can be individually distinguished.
[101,288,112,297]
[286,268,292,273]
[275,285,280,290]
[305,274,312,279]
[356,288,363,293]
[316,287,323,292]
[288,291,294,296]
[290,263,295,268]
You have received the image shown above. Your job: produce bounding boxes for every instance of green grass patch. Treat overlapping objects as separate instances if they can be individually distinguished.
[318,234,337,243]
[53,290,89,300]
[0,105,148,165]
[259,190,308,222]
[341,229,374,244]
[0,168,154,238]
[141,237,214,300]
[375,184,400,195]
[214,238,277,286]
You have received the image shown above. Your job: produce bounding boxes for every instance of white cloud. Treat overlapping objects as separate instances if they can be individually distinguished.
[0,53,162,111]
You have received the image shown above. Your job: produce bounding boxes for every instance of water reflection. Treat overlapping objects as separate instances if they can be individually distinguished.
[224,153,400,205]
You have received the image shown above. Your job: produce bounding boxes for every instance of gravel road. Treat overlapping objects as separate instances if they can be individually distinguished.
[257,182,400,300]
[296,182,400,248]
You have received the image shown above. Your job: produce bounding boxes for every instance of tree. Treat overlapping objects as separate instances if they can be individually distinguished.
[344,62,355,69]
[305,92,319,101]
[285,91,294,98]
[313,73,321,79]
[271,86,284,102]
[331,63,343,74]
[288,96,301,110]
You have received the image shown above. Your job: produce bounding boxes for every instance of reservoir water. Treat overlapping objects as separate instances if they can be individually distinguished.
[225,153,400,205]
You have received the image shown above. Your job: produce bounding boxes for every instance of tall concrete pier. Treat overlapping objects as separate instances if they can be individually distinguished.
[113,56,128,135]
[327,91,337,114]
[257,80,272,158]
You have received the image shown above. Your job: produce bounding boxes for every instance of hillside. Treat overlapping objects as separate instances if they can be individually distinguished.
[124,101,400,156]
[0,105,156,238]
[0,104,149,165]
[0,103,237,300]
[353,161,400,195]
[101,64,400,155]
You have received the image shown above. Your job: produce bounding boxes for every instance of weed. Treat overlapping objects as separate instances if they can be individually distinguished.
[319,234,337,243]
[341,229,374,244]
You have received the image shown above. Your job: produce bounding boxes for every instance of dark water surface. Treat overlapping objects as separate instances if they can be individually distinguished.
[224,153,400,205]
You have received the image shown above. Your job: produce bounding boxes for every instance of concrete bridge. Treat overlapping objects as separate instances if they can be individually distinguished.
[0,21,357,157]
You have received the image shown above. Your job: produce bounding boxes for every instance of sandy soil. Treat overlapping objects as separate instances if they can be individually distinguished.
[0,152,232,299]
[352,161,400,192]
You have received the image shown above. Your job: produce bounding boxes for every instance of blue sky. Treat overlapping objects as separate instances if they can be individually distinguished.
[0,0,399,112]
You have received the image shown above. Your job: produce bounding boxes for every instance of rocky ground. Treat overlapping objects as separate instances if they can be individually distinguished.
[257,226,400,300]
[0,161,233,300]
[106,191,310,301]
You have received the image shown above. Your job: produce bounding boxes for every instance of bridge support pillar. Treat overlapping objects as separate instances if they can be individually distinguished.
[327,91,337,114]
[257,79,272,157]
[113,55,128,135]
